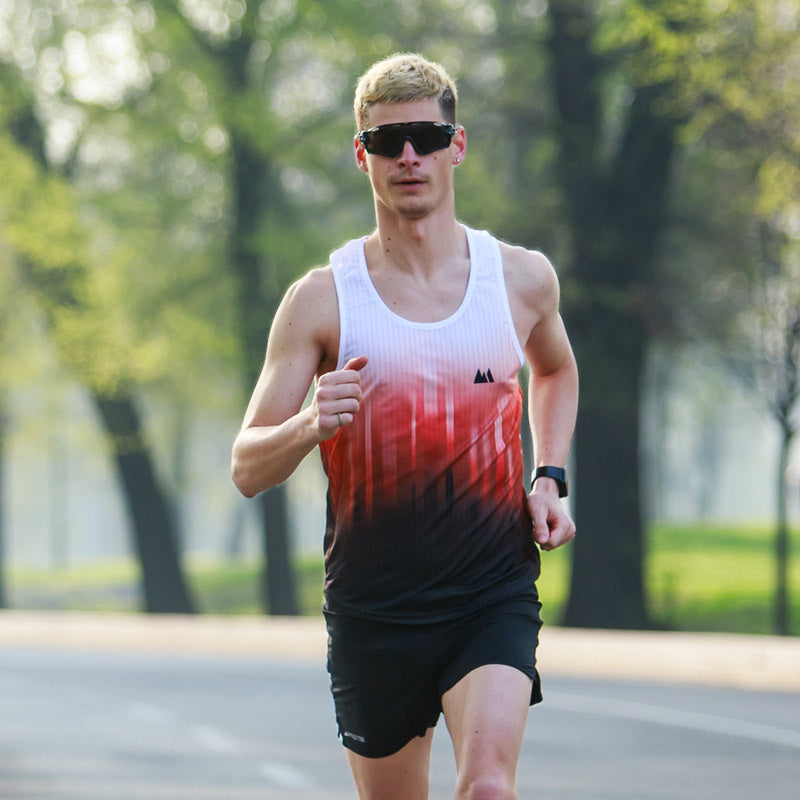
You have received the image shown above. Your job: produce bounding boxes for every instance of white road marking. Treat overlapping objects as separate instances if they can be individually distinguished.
[256,760,314,788]
[545,691,800,750]
[126,706,314,788]
[191,724,240,753]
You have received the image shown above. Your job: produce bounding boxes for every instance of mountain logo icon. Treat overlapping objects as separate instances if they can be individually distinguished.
[474,369,495,384]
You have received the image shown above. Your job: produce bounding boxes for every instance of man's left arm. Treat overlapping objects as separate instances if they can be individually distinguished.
[525,308,578,549]
[511,249,579,551]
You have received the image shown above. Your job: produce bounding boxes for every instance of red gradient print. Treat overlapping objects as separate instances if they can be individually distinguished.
[321,368,523,532]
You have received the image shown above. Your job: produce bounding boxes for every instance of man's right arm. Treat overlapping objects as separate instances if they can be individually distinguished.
[231,268,366,498]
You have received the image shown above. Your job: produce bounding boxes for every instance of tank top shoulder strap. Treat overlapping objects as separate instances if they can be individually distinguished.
[329,237,369,369]
[463,225,525,366]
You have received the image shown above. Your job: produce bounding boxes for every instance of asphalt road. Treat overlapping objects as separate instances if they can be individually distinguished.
[1,646,799,799]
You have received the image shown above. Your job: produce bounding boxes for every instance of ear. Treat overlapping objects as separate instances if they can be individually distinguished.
[452,125,466,165]
[354,135,369,173]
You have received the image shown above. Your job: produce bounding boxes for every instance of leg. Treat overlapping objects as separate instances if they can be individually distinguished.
[442,664,532,800]
[345,728,434,800]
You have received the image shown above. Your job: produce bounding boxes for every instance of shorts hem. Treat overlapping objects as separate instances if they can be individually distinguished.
[338,724,435,759]
[438,661,543,708]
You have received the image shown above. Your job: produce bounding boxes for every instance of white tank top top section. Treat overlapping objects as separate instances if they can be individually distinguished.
[331,224,525,373]
[320,224,537,622]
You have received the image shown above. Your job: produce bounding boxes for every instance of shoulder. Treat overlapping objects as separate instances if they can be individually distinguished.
[272,265,340,368]
[280,264,338,326]
[284,264,337,304]
[499,241,560,318]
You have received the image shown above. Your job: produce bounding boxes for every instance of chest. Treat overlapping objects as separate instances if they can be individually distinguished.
[368,262,470,324]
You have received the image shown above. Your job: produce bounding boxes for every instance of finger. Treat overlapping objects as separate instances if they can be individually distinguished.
[344,355,368,372]
[531,509,551,546]
[542,518,576,551]
[318,381,363,402]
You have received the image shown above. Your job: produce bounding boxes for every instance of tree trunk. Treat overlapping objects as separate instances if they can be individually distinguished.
[548,0,679,628]
[260,487,298,615]
[229,130,299,615]
[93,394,195,614]
[774,429,792,635]
[564,299,649,628]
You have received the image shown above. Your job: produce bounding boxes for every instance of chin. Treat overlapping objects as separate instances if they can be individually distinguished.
[396,202,433,219]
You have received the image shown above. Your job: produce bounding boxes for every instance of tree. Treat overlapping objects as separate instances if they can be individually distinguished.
[747,231,800,635]
[525,0,800,629]
[542,0,697,627]
[0,68,195,613]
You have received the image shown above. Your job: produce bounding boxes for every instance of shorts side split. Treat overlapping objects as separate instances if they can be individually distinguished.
[324,594,543,759]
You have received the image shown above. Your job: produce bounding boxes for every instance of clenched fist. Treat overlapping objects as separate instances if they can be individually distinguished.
[312,355,368,440]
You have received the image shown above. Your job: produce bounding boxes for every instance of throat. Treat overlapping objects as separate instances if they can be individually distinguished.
[369,258,471,323]
[362,224,472,323]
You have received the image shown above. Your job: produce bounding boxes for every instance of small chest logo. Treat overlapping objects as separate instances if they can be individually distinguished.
[474,369,495,384]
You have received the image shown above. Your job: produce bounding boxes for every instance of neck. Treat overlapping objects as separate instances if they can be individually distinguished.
[368,208,464,278]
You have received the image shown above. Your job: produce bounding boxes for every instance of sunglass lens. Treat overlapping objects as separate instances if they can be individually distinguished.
[413,124,451,154]
[365,128,403,157]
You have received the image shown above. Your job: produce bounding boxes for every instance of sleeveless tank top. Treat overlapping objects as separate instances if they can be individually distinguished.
[319,225,539,622]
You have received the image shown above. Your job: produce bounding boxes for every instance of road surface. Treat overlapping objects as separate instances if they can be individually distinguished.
[1,644,799,799]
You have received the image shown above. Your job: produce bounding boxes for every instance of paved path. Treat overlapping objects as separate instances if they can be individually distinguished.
[1,643,799,799]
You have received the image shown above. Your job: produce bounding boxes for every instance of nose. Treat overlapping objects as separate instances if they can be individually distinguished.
[396,138,421,163]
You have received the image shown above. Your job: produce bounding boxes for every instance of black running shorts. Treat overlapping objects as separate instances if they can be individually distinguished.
[324,594,543,759]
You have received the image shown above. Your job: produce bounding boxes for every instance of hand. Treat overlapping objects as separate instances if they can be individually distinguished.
[527,483,575,551]
[312,356,368,441]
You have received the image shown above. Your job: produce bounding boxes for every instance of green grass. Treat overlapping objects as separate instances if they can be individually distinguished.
[6,522,799,635]
[646,522,800,636]
[8,555,325,616]
[536,522,800,635]
[189,556,325,616]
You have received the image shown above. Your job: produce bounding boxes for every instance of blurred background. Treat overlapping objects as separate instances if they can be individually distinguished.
[0,0,798,635]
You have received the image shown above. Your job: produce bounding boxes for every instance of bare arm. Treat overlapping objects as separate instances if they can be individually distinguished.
[231,268,367,498]
[503,244,579,550]
[526,310,579,480]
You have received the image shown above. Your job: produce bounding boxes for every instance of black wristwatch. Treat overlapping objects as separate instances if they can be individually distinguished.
[531,466,568,498]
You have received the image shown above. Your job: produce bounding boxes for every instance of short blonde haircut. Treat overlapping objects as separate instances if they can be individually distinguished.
[354,53,457,130]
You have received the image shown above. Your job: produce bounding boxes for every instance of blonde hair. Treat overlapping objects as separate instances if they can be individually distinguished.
[354,53,457,130]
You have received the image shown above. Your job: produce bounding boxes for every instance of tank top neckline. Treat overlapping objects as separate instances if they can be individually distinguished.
[355,223,478,330]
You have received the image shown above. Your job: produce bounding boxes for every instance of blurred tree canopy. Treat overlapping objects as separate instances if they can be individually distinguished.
[0,0,797,627]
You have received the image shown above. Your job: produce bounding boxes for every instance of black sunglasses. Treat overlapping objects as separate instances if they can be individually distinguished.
[358,121,457,158]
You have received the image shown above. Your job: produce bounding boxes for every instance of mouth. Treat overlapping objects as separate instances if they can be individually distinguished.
[393,177,426,189]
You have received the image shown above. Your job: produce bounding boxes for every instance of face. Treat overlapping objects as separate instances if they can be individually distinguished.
[354,98,466,221]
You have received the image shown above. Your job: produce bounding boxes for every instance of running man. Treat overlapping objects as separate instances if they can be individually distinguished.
[232,52,578,800]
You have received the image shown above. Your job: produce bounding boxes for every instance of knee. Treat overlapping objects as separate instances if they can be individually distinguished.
[455,773,517,800]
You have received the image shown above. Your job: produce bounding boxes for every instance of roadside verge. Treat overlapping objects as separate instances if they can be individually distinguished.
[0,611,797,693]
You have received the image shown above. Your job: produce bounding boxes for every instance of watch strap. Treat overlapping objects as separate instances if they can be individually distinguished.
[531,466,568,498]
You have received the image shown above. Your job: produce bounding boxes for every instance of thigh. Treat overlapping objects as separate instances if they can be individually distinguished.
[346,728,434,800]
[438,597,542,791]
[442,664,532,784]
